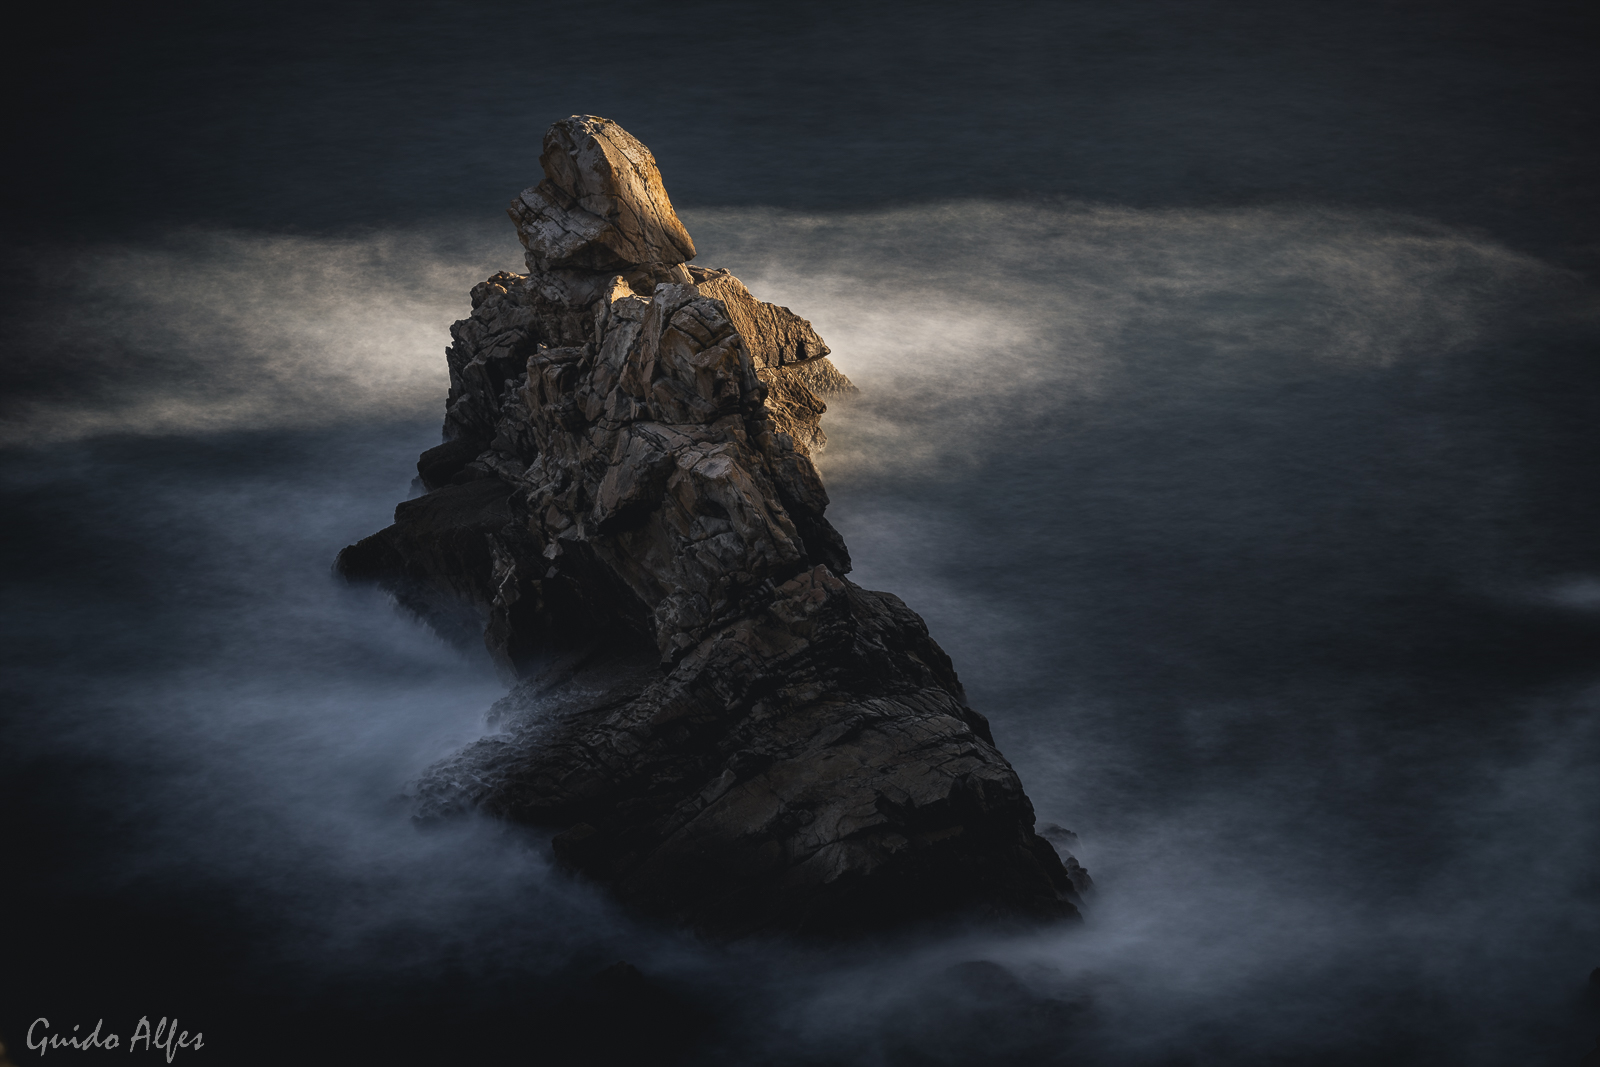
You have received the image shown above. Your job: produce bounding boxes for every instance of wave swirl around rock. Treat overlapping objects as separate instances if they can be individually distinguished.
[337,115,1087,939]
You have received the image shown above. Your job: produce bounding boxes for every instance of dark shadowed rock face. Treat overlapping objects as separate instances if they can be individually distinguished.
[337,114,1085,939]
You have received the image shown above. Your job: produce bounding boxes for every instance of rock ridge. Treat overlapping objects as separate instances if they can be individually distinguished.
[338,115,1087,939]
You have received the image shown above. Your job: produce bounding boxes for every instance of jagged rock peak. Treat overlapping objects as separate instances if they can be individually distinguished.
[510,115,697,275]
[335,116,1087,941]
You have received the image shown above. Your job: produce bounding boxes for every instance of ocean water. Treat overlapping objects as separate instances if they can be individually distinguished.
[4,3,1598,1064]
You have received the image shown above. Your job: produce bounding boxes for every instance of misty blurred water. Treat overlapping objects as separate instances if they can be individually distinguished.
[4,2,1599,1064]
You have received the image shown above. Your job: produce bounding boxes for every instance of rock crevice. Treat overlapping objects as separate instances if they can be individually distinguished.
[338,114,1087,939]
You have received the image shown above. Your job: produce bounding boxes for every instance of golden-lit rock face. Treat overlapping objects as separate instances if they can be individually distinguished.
[337,116,1086,940]
[509,115,697,274]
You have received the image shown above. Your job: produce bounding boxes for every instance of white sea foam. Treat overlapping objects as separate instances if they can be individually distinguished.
[4,203,1597,1063]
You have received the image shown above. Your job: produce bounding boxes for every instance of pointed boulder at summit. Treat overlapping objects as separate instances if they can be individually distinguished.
[509,115,697,273]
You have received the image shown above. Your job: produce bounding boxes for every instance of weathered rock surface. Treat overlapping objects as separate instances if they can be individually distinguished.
[510,115,696,276]
[338,115,1085,939]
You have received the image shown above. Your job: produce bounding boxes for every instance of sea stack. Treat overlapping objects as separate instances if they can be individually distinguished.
[337,115,1089,939]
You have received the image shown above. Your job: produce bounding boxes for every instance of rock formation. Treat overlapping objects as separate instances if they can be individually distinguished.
[338,115,1088,939]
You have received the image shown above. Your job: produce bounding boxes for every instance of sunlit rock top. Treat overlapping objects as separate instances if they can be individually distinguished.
[509,115,698,274]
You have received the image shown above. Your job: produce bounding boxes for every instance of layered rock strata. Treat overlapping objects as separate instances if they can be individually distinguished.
[338,115,1088,938]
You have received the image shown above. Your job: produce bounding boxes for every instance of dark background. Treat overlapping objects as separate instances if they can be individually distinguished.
[3,2,1599,1064]
[7,0,1599,263]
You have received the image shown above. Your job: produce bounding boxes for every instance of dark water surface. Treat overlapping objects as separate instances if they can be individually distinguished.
[4,3,1599,1064]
